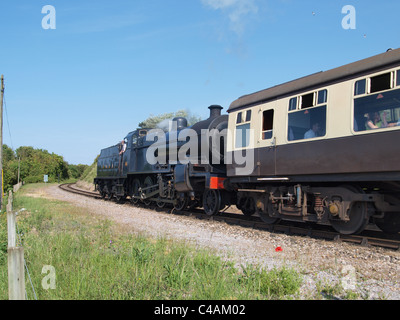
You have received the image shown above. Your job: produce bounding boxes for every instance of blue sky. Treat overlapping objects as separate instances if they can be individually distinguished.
[0,0,399,165]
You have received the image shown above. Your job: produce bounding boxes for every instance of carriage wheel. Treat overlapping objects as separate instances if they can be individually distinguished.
[259,212,280,224]
[238,197,256,216]
[330,201,369,235]
[203,189,221,216]
[259,200,280,224]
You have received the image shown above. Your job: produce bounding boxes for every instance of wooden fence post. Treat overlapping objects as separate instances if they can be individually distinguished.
[7,191,15,248]
[7,190,25,300]
[8,247,25,300]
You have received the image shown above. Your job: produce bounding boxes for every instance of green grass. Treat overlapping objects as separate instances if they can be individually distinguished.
[0,184,303,300]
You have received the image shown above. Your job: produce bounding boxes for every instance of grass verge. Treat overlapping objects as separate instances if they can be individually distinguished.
[0,184,303,300]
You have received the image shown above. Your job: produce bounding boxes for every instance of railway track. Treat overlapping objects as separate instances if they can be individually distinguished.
[58,183,400,251]
[59,183,102,199]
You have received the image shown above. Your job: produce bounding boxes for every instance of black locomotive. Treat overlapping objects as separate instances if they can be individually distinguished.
[95,49,400,235]
[95,105,231,213]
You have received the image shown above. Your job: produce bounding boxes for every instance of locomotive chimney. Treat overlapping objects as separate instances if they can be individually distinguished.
[208,105,223,119]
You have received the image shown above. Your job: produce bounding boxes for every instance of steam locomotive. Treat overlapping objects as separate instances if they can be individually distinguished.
[95,48,400,235]
[94,105,230,213]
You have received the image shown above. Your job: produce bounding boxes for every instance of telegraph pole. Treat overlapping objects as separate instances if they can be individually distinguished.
[17,157,20,185]
[0,75,4,210]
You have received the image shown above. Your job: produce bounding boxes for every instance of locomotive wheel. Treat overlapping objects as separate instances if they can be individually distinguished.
[203,189,221,216]
[174,194,188,211]
[330,201,369,235]
[115,195,126,203]
[99,186,106,199]
[142,176,154,206]
[104,186,113,200]
[106,192,113,200]
[156,198,166,208]
[375,212,400,234]
[130,179,140,205]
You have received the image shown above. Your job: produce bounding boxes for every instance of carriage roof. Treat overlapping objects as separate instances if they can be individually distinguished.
[228,48,400,112]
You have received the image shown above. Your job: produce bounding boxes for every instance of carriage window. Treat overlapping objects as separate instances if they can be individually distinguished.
[288,105,327,141]
[370,73,391,93]
[355,79,366,96]
[353,88,400,132]
[301,93,314,109]
[397,70,400,86]
[318,90,327,104]
[262,109,274,140]
[236,112,242,124]
[235,123,251,148]
[245,110,252,122]
[289,97,297,111]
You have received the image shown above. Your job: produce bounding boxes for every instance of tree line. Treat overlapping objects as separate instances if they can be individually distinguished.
[0,110,202,191]
[2,145,88,191]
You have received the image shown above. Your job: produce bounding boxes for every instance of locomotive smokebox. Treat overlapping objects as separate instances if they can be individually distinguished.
[208,105,223,118]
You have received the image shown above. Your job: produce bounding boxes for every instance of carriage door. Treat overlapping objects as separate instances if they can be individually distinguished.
[233,109,254,175]
[258,108,276,176]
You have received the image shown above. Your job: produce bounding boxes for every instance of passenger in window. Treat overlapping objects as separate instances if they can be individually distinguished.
[365,112,388,130]
[304,122,321,139]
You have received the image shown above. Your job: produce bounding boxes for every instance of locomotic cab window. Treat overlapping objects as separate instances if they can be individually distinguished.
[353,70,400,132]
[287,90,327,141]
